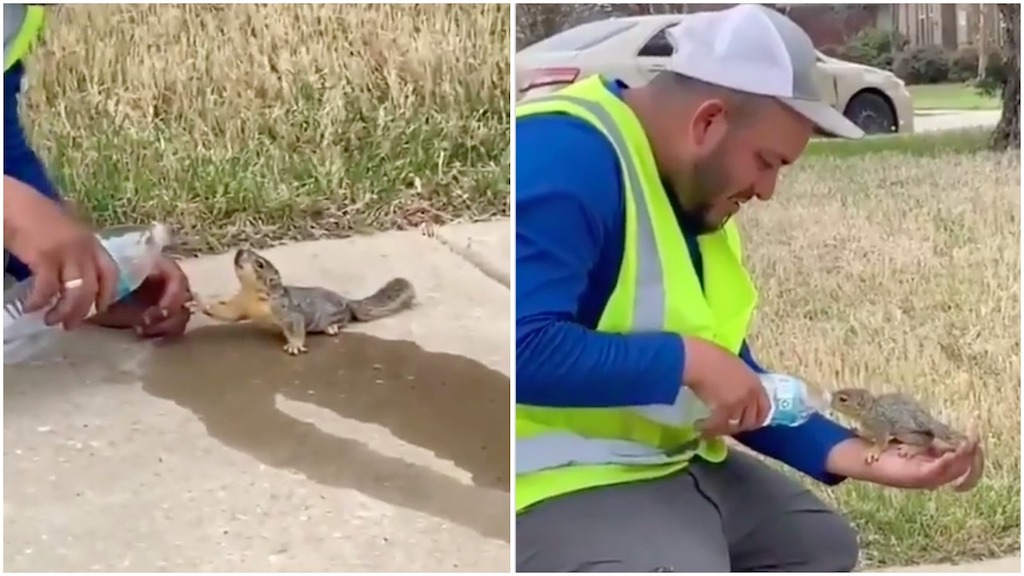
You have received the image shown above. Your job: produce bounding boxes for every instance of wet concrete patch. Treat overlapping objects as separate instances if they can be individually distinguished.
[4,327,153,399]
[139,323,510,542]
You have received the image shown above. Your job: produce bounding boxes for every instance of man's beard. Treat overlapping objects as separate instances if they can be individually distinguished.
[673,149,732,234]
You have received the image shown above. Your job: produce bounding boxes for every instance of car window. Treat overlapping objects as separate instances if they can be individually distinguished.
[522,20,638,54]
[638,25,677,58]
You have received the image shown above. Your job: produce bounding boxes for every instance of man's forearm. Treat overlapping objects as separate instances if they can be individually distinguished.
[735,412,855,485]
[4,175,38,244]
[732,340,857,485]
[825,437,889,481]
[517,317,685,407]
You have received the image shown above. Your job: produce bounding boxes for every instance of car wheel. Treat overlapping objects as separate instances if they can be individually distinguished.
[843,92,897,135]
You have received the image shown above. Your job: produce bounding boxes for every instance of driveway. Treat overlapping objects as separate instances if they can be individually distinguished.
[3,222,511,572]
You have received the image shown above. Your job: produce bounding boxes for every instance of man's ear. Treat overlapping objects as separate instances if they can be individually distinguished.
[689,99,729,157]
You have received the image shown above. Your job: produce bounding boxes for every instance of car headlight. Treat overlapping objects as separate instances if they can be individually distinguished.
[887,73,906,87]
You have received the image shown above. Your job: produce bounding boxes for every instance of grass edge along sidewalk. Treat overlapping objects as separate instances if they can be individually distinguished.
[806,127,998,159]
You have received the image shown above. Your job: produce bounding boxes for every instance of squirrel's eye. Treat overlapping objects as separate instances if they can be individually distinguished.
[837,396,847,403]
[255,260,264,269]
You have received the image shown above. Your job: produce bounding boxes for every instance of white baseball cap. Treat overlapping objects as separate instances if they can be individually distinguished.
[665,4,865,139]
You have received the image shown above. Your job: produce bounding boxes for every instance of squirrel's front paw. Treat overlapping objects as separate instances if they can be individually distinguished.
[283,342,308,355]
[418,221,437,238]
[865,447,883,464]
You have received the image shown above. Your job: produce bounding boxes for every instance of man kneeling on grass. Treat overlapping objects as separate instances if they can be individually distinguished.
[4,4,192,336]
[514,5,982,572]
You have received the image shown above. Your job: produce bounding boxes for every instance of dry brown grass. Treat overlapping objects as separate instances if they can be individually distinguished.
[20,4,510,254]
[742,151,1021,568]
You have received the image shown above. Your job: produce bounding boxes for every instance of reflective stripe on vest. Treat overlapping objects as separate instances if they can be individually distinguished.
[517,434,703,475]
[524,94,666,332]
[4,4,45,72]
[515,92,710,476]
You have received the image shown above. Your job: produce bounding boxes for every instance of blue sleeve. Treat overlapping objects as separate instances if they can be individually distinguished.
[734,340,854,485]
[738,341,766,374]
[515,114,684,408]
[4,63,60,202]
[5,62,62,282]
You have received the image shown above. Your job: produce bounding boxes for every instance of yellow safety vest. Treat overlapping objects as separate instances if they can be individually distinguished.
[514,75,759,513]
[4,4,46,72]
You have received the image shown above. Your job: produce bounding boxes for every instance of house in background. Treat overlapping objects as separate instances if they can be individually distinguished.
[887,3,1005,49]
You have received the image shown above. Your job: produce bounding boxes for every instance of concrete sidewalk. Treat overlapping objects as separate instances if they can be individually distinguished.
[3,221,511,572]
[914,109,1000,133]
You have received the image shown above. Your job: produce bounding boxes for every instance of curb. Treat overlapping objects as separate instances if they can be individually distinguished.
[871,555,1021,573]
[423,219,511,290]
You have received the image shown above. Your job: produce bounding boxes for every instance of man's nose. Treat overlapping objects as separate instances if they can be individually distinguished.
[754,173,778,201]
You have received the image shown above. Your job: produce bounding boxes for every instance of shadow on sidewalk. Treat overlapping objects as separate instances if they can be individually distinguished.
[140,324,511,542]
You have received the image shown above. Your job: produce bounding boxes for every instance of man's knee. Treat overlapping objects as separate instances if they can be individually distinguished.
[731,502,860,572]
[798,510,860,572]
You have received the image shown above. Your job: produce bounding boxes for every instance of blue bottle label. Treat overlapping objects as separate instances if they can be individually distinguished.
[762,373,813,427]
[114,274,136,302]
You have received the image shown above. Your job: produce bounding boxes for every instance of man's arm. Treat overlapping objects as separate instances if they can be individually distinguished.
[4,62,62,204]
[516,115,687,408]
[733,341,856,485]
[6,62,68,282]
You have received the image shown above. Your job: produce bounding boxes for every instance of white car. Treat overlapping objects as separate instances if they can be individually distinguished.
[516,14,915,135]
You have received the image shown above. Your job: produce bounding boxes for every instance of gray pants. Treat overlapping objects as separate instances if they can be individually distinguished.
[516,451,859,572]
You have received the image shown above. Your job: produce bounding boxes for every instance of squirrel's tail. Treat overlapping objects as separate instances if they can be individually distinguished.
[351,277,416,322]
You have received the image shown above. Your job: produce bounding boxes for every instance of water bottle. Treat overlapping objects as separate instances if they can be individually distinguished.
[758,372,829,427]
[3,222,172,364]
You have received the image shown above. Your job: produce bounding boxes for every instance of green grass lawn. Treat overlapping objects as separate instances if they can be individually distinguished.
[910,82,1001,111]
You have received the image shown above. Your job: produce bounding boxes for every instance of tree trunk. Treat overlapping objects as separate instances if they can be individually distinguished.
[978,4,988,79]
[991,4,1020,151]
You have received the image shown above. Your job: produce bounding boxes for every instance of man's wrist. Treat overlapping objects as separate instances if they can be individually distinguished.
[825,437,878,481]
[3,176,30,245]
[680,336,717,388]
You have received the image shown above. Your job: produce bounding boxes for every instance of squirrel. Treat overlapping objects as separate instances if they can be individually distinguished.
[189,248,415,355]
[829,387,985,491]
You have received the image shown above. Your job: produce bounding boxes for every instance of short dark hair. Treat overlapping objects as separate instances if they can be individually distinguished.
[650,71,768,123]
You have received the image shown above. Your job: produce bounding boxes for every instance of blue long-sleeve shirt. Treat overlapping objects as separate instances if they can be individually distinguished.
[5,61,63,281]
[515,79,853,485]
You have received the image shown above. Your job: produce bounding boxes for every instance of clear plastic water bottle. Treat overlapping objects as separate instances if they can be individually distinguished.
[758,372,829,427]
[3,222,172,364]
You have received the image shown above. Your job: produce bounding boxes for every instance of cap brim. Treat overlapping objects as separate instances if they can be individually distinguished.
[779,97,865,139]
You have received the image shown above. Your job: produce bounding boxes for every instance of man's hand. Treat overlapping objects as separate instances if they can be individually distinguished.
[825,437,982,491]
[89,256,193,338]
[4,176,119,329]
[683,336,771,437]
